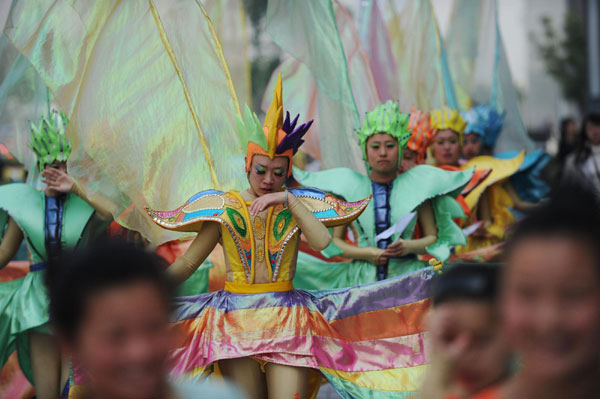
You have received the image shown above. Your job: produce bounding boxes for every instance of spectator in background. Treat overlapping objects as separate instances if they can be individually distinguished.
[467,184,600,399]
[421,264,510,399]
[45,240,243,399]
[564,113,600,194]
[544,117,578,184]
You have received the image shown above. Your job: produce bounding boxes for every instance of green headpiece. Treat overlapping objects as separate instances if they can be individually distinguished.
[29,109,71,171]
[357,101,411,162]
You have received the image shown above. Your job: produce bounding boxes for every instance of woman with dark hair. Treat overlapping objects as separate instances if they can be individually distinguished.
[564,113,600,194]
[46,240,243,399]
[543,117,578,187]
[558,117,579,162]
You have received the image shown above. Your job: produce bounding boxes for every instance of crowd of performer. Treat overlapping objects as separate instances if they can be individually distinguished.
[1,1,600,399]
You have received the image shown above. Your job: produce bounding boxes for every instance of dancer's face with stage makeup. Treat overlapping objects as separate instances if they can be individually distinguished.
[366,133,399,175]
[462,133,482,160]
[247,154,288,197]
[432,129,460,166]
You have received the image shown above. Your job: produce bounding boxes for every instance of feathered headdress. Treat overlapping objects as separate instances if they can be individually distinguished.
[29,109,71,171]
[407,106,435,164]
[430,107,467,144]
[357,101,411,162]
[462,104,505,149]
[237,74,312,176]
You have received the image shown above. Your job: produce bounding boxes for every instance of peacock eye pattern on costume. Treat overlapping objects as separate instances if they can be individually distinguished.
[227,207,247,238]
[273,209,292,241]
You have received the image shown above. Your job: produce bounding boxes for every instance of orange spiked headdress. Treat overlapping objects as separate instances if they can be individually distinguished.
[406,106,435,164]
[238,74,313,176]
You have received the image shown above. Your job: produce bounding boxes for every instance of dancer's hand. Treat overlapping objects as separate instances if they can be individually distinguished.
[472,221,493,238]
[376,254,388,266]
[384,240,407,257]
[249,192,288,216]
[41,168,74,193]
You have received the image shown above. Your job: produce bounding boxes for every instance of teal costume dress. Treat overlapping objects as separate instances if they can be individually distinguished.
[292,165,473,290]
[0,183,108,382]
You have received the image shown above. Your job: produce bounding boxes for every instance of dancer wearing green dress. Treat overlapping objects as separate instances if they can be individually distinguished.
[0,111,112,399]
[293,101,474,290]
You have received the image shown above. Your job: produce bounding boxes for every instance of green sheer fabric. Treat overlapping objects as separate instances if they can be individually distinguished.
[4,0,248,244]
[0,183,99,383]
[387,0,458,111]
[265,0,366,173]
[446,0,534,153]
[204,0,252,109]
[0,36,48,180]
[263,0,459,167]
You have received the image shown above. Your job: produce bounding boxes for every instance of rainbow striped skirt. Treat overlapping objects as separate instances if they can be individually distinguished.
[171,267,434,398]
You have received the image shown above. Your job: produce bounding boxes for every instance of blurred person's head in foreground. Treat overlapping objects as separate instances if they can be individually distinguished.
[501,183,600,398]
[427,263,510,396]
[46,240,175,399]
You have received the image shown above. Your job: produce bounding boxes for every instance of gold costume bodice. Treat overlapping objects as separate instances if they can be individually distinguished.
[147,187,371,289]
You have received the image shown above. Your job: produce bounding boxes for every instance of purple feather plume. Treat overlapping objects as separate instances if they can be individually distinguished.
[277,111,313,154]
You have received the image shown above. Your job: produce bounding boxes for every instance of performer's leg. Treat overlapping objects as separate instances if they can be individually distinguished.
[220,357,267,399]
[60,352,71,393]
[265,363,308,399]
[29,331,61,399]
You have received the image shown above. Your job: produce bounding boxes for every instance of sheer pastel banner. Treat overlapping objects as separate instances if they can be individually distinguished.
[447,0,535,153]
[265,0,365,173]
[4,0,248,243]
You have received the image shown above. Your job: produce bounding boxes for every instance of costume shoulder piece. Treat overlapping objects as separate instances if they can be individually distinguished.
[462,151,525,209]
[0,184,45,248]
[287,187,371,227]
[0,183,96,260]
[145,190,233,232]
[146,188,370,232]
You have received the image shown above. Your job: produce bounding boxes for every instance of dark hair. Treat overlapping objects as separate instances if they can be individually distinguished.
[574,113,600,164]
[432,263,499,306]
[46,239,174,340]
[557,117,576,162]
[505,182,600,266]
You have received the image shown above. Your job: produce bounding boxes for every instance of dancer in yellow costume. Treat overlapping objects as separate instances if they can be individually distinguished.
[145,79,442,399]
[428,107,524,257]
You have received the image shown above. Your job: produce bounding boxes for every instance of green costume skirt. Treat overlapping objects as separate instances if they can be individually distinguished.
[0,267,50,383]
[293,252,427,290]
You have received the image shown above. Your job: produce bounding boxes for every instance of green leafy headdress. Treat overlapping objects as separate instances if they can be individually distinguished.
[29,110,71,171]
[357,100,411,163]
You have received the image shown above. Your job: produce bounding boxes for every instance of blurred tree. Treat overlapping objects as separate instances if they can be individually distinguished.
[243,0,280,114]
[531,12,587,112]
